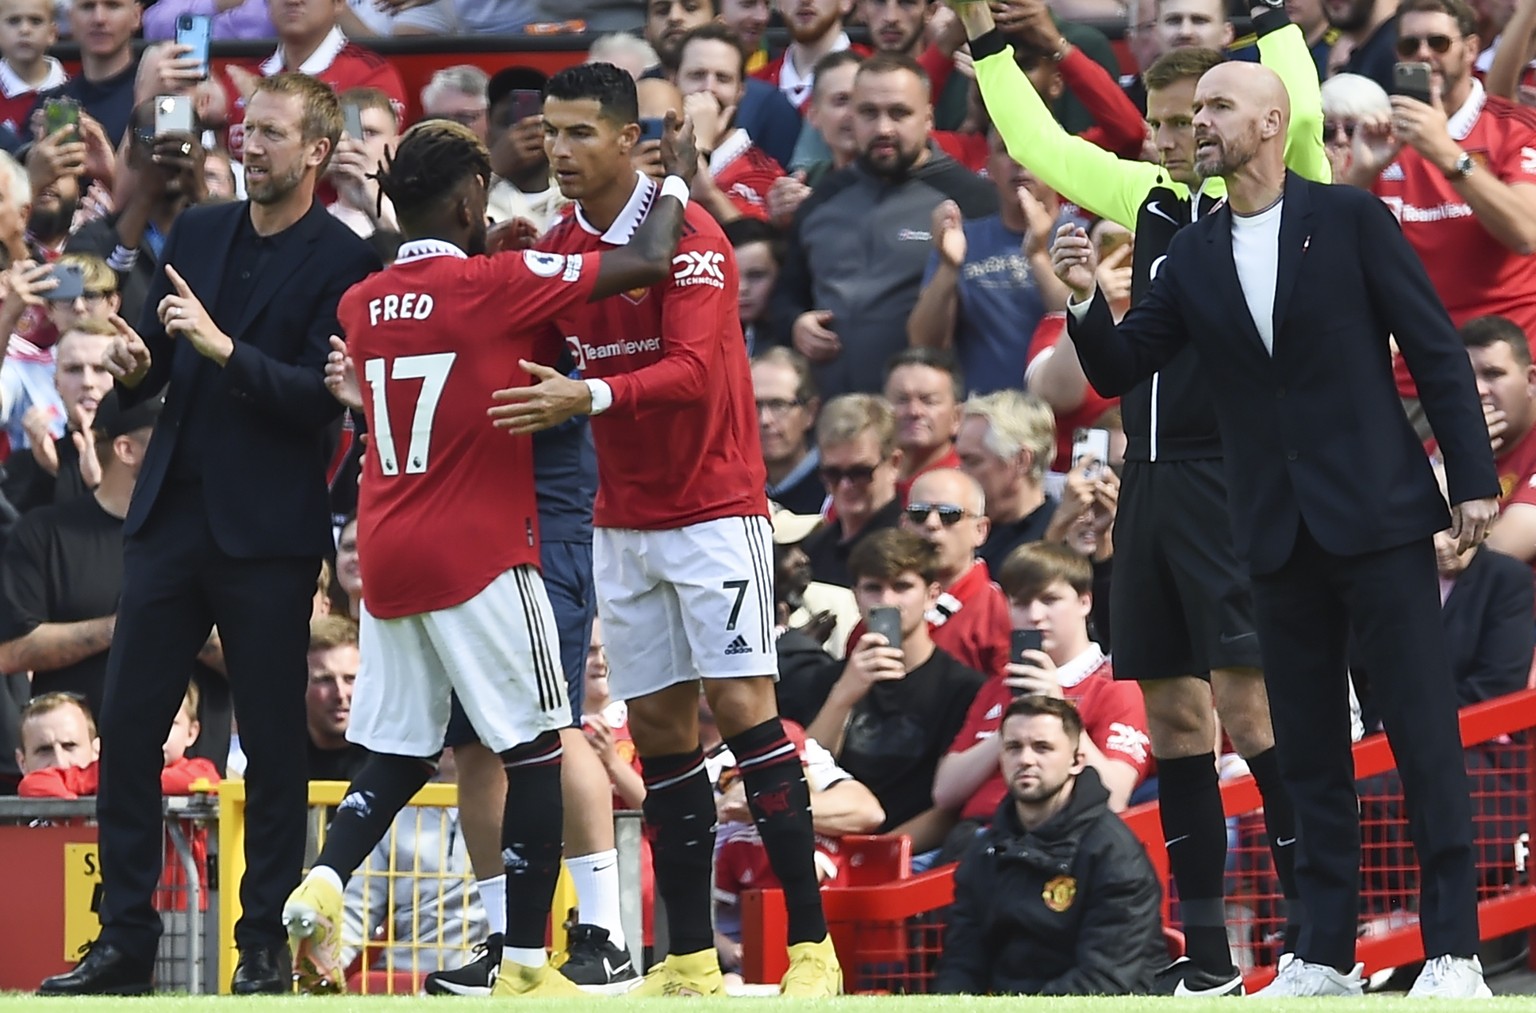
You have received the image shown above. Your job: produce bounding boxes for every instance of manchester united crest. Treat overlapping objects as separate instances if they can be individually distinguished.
[1042,875,1077,912]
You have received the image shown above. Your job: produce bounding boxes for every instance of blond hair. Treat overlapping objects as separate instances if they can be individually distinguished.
[816,394,897,458]
[962,390,1057,483]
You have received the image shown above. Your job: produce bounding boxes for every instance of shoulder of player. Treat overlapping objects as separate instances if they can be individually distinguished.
[680,201,731,244]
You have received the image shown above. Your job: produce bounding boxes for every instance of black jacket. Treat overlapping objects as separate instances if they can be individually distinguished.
[121,200,378,558]
[1069,173,1498,575]
[934,767,1164,995]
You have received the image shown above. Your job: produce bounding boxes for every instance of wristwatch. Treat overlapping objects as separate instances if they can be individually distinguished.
[1446,151,1475,180]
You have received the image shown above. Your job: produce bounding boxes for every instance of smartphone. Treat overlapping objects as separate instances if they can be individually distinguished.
[42,97,79,141]
[1097,229,1132,262]
[1072,427,1111,478]
[342,102,364,140]
[154,95,195,137]
[175,13,213,80]
[46,262,85,302]
[1010,628,1044,666]
[866,606,903,651]
[1393,61,1433,105]
[509,88,543,123]
[638,116,666,143]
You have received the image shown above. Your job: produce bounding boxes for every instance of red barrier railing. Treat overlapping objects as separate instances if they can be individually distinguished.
[741,688,1536,992]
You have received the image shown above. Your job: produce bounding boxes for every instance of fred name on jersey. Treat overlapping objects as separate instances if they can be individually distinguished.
[369,291,436,326]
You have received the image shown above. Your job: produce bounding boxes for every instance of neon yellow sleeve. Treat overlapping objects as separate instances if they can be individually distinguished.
[1259,23,1331,183]
[974,40,1185,228]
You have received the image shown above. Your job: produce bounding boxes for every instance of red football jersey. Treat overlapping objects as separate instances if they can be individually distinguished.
[338,240,600,619]
[1497,423,1536,509]
[843,559,1011,680]
[224,28,407,162]
[1380,86,1536,397]
[946,651,1150,822]
[538,175,769,529]
[709,130,784,221]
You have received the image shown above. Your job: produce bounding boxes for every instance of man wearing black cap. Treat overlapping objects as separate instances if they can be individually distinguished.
[486,66,569,233]
[0,388,230,759]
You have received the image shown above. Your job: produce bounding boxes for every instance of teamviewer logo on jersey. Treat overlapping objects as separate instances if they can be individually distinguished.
[673,250,726,289]
[725,635,753,656]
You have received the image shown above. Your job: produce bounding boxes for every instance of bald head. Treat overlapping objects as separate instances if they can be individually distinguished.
[1192,62,1289,180]
[637,77,684,121]
[909,468,986,516]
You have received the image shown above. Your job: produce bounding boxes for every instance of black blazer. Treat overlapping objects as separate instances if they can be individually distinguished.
[1441,546,1534,706]
[122,201,378,559]
[1068,172,1498,574]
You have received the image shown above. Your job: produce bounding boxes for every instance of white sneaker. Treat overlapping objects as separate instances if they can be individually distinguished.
[1251,959,1365,997]
[1408,955,1493,998]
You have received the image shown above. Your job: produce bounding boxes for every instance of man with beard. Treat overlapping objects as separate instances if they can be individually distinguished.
[38,72,378,997]
[1328,0,1402,88]
[66,99,205,324]
[770,54,994,399]
[934,695,1164,995]
[1055,60,1497,998]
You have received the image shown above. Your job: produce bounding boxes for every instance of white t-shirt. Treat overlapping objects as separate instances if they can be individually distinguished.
[1230,198,1284,355]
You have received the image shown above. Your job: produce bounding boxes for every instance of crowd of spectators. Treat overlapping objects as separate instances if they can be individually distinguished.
[0,0,1533,997]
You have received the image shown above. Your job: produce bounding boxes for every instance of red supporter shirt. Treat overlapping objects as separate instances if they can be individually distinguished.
[1497,423,1536,508]
[896,445,962,507]
[0,57,67,137]
[842,559,1011,680]
[338,240,600,618]
[538,174,769,529]
[752,37,872,111]
[224,27,407,161]
[20,756,221,799]
[1026,314,1119,471]
[946,647,1150,822]
[1378,82,1536,396]
[709,129,783,221]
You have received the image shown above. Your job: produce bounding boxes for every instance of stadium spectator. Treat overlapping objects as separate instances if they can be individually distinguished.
[773,501,859,662]
[485,67,568,232]
[765,49,860,225]
[19,681,221,796]
[984,0,1126,136]
[1349,1,1536,325]
[16,319,114,509]
[933,695,1164,996]
[333,515,361,619]
[727,218,780,354]
[0,0,65,140]
[1462,316,1536,563]
[676,24,786,223]
[883,348,963,505]
[66,99,203,325]
[1157,0,1235,52]
[802,393,903,588]
[633,76,685,181]
[1320,72,1392,181]
[721,0,771,72]
[13,689,95,773]
[954,390,1060,572]
[326,86,399,237]
[753,346,824,515]
[305,614,365,782]
[143,0,274,40]
[909,133,1071,394]
[587,33,661,81]
[805,528,984,854]
[420,65,489,142]
[1327,0,1403,90]
[771,54,995,399]
[756,0,862,111]
[225,0,408,160]
[896,467,1011,679]
[1292,0,1343,75]
[31,0,140,145]
[933,541,1149,842]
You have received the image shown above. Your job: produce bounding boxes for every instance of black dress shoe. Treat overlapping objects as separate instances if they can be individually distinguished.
[232,943,293,995]
[38,941,153,996]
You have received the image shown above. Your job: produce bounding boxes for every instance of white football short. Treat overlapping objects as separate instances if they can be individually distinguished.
[595,515,778,701]
[349,565,571,756]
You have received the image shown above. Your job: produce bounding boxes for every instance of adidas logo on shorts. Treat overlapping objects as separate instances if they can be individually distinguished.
[724,635,753,656]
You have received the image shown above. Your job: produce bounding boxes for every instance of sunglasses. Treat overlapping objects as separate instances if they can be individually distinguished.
[1324,120,1356,141]
[1396,34,1456,56]
[904,502,971,526]
[820,464,879,486]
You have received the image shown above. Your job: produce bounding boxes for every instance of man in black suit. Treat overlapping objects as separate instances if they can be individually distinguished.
[39,73,379,996]
[1051,61,1500,998]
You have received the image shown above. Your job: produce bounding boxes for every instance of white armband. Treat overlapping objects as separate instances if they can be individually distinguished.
[585,378,614,415]
[660,174,690,207]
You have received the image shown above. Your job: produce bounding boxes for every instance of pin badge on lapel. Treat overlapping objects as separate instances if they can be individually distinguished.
[1302,236,1311,254]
